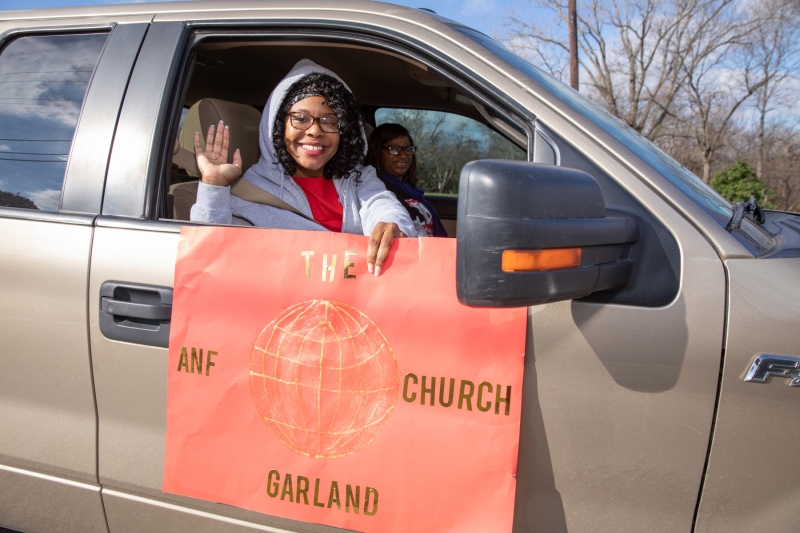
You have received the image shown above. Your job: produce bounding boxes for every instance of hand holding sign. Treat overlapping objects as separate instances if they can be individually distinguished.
[367,221,405,277]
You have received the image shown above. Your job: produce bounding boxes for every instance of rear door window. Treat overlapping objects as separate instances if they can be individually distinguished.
[375,108,526,194]
[0,33,107,211]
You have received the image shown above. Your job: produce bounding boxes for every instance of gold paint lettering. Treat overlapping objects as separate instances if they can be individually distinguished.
[280,473,294,502]
[177,347,188,372]
[439,377,455,407]
[266,470,280,498]
[343,250,357,279]
[495,385,511,416]
[458,380,475,411]
[322,254,337,282]
[205,350,217,376]
[345,484,360,514]
[327,480,341,509]
[364,487,379,516]
[301,251,314,279]
[296,476,310,505]
[402,373,418,403]
[420,376,436,406]
[190,348,203,374]
[477,381,493,412]
[313,479,325,507]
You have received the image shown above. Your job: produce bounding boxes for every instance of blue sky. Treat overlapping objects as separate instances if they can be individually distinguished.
[0,0,519,36]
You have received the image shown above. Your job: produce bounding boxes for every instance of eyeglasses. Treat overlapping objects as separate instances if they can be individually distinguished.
[287,112,340,133]
[382,145,417,156]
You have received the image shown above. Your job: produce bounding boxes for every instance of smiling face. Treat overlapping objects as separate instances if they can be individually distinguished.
[380,135,413,179]
[283,96,340,178]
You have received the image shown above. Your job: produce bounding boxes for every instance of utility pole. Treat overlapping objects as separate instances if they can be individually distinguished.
[568,0,579,90]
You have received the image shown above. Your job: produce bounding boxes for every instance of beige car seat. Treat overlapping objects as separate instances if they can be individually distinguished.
[363,121,374,140]
[170,98,262,220]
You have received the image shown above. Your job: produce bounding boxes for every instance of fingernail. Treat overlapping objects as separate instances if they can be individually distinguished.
[367,263,373,274]
[374,266,381,277]
[224,125,229,129]
[235,148,240,152]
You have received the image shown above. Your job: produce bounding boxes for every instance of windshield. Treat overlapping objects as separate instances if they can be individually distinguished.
[456,27,733,226]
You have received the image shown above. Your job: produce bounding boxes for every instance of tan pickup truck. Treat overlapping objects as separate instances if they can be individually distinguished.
[1,1,799,532]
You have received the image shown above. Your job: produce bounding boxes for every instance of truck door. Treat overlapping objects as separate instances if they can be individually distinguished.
[0,20,147,533]
[87,20,326,533]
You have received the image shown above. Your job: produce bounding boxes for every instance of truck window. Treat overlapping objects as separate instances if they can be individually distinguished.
[160,36,529,225]
[0,33,107,211]
[374,108,525,195]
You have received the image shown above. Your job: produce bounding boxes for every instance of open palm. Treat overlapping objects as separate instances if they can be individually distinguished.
[195,120,243,187]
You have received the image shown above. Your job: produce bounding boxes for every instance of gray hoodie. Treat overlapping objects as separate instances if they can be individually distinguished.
[190,59,417,237]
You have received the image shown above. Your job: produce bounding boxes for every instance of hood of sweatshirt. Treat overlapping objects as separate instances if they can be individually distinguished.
[243,58,368,192]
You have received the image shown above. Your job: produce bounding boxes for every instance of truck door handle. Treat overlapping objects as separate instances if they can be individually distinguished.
[99,281,173,348]
[100,297,172,320]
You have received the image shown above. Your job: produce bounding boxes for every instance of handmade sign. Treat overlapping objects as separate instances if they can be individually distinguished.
[163,227,527,532]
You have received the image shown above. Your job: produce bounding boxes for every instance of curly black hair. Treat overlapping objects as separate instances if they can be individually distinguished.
[363,123,418,187]
[272,72,365,180]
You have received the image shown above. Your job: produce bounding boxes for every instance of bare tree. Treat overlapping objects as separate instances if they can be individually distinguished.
[759,123,800,211]
[680,47,769,182]
[502,0,800,195]
[749,0,800,177]
[674,0,800,182]
[503,0,755,141]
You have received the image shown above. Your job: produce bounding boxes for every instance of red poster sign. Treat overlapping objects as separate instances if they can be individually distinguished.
[164,227,526,532]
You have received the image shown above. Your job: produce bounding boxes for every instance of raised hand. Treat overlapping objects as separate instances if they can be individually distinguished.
[194,120,243,187]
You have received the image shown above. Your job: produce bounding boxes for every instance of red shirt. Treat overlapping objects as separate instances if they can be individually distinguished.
[292,177,343,232]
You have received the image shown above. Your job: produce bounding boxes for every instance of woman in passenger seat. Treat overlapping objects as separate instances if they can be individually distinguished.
[190,59,416,276]
[364,123,448,237]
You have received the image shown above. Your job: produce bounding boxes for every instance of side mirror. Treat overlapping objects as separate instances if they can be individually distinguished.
[456,160,639,307]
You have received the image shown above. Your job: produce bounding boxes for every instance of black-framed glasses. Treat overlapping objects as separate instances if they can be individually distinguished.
[287,112,340,133]
[382,145,417,156]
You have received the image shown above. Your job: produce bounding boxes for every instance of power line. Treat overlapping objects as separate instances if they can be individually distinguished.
[0,150,68,156]
[0,138,72,142]
[0,98,83,102]
[0,155,66,162]
[0,80,88,85]
[0,70,94,76]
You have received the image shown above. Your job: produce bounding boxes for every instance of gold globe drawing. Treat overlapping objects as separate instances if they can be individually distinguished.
[249,300,399,459]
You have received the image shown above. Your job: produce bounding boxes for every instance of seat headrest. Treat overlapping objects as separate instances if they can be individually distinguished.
[178,98,262,175]
[363,121,374,139]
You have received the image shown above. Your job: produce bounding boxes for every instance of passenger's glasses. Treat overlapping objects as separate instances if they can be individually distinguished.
[288,112,340,133]
[382,145,417,156]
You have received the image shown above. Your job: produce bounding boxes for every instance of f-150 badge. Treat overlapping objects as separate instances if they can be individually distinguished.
[744,354,800,386]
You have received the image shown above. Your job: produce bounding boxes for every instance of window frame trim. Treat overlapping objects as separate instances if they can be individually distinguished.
[144,23,536,222]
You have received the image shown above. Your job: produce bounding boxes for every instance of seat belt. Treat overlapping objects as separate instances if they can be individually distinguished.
[172,142,321,227]
[230,178,320,226]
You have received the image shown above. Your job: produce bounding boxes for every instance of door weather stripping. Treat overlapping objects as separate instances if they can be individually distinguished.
[744,354,800,387]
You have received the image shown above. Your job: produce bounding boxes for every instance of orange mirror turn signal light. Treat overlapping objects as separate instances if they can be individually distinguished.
[501,248,582,272]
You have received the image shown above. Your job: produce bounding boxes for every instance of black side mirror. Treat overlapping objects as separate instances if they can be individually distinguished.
[456,160,639,307]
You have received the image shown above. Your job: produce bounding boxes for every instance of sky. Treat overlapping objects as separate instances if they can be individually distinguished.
[0,0,522,37]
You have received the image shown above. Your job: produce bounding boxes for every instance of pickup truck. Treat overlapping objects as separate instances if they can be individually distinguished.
[1,2,798,532]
